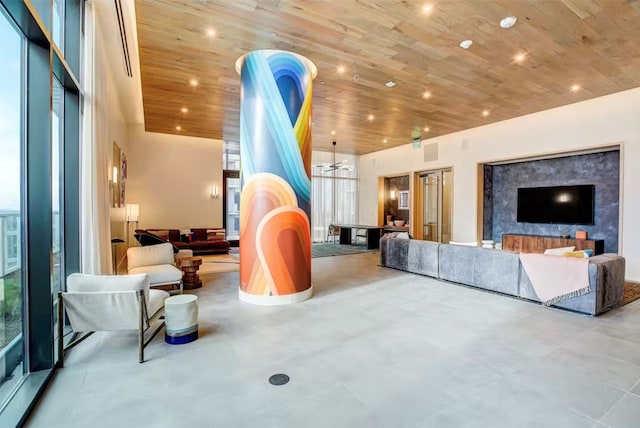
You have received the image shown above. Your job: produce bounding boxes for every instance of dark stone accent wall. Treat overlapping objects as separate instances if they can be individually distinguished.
[489,151,619,253]
[483,165,494,240]
[384,175,410,225]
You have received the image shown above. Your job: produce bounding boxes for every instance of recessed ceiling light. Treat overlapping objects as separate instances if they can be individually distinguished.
[176,125,182,131]
[352,73,360,82]
[331,130,336,135]
[571,84,581,92]
[423,127,430,132]
[189,79,198,87]
[422,91,432,99]
[383,138,388,143]
[206,28,216,37]
[459,40,473,49]
[367,113,375,121]
[181,107,188,113]
[482,110,490,117]
[385,80,396,88]
[422,4,433,14]
[500,16,517,29]
[337,65,346,74]
[514,53,526,63]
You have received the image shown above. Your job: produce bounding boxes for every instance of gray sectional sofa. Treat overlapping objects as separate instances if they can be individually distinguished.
[380,237,625,315]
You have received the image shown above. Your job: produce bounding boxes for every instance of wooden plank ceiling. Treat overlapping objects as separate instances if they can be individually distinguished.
[135,0,640,155]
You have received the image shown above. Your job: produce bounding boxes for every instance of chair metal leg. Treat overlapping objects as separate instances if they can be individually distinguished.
[138,291,144,363]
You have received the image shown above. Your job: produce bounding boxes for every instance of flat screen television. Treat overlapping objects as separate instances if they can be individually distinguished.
[517,185,595,225]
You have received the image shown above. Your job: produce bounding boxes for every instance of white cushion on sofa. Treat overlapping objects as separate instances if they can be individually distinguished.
[543,246,575,255]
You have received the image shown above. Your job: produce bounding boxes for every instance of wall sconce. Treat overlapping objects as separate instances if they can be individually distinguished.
[112,166,118,184]
[211,184,219,199]
[390,190,396,200]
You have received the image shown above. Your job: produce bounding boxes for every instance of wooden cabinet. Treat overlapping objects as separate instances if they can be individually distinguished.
[502,234,604,255]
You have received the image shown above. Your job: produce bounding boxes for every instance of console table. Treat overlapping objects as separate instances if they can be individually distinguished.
[502,234,604,255]
[336,224,383,249]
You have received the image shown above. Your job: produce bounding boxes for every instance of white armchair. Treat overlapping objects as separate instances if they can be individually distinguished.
[58,273,170,364]
[127,243,186,294]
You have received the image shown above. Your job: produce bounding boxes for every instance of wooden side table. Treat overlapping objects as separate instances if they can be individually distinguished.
[177,256,203,290]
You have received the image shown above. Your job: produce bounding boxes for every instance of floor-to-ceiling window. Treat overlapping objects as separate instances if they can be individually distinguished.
[311,151,358,242]
[222,141,241,243]
[0,0,82,424]
[0,8,24,408]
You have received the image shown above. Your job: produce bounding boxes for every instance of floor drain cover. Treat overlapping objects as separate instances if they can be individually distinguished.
[268,374,290,386]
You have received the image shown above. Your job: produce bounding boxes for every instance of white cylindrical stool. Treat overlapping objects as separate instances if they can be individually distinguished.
[164,294,198,344]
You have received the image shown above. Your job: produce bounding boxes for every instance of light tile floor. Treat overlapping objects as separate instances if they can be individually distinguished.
[26,252,640,428]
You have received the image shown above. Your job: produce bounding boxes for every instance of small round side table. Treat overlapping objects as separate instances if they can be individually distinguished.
[176,256,203,290]
[164,294,198,344]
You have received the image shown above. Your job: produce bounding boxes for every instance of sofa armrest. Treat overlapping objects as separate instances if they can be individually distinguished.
[380,236,409,271]
[589,254,625,311]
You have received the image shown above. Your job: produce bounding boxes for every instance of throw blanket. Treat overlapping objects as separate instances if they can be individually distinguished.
[519,253,590,306]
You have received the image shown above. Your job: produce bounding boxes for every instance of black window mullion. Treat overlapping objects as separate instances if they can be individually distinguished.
[63,90,80,277]
[25,40,53,372]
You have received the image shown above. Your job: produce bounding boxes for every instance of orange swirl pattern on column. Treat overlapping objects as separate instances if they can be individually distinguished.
[256,207,311,296]
[240,173,299,295]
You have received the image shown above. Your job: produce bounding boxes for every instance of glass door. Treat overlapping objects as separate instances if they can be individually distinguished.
[223,170,240,245]
[419,169,452,243]
[422,174,439,241]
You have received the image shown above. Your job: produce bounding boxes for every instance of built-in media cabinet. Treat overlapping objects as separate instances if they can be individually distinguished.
[502,234,604,255]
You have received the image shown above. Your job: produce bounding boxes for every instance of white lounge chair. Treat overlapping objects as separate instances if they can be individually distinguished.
[58,273,169,364]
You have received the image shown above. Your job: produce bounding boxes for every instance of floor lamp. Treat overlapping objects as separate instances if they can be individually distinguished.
[125,203,140,247]
[110,238,125,275]
[115,204,139,274]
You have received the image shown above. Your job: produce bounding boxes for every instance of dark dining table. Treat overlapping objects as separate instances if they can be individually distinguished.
[332,224,383,249]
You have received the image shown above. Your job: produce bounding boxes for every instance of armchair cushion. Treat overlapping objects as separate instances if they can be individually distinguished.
[129,264,182,286]
[64,273,169,332]
[127,243,175,271]
[68,272,150,302]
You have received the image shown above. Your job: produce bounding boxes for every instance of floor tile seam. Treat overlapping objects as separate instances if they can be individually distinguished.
[552,317,603,343]
[596,391,634,424]
[564,341,640,369]
[557,342,640,379]
[505,364,629,413]
[340,378,450,422]
[530,361,631,398]
[628,378,640,396]
[565,405,609,425]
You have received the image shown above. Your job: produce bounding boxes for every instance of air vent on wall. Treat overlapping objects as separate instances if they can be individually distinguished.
[424,142,438,162]
[114,0,133,77]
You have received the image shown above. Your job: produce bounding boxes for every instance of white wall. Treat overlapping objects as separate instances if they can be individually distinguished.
[359,87,640,280]
[126,125,224,229]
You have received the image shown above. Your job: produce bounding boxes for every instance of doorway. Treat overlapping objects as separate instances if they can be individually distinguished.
[416,169,452,243]
[223,170,240,246]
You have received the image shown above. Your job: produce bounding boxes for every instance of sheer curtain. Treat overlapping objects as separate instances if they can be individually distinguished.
[311,151,358,242]
[80,2,111,274]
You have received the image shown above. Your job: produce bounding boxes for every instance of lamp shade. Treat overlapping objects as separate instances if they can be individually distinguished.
[125,203,139,222]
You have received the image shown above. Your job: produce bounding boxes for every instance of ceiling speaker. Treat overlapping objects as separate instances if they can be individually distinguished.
[424,143,438,162]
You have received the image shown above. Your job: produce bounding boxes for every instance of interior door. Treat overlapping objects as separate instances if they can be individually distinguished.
[422,174,439,241]
[419,169,452,243]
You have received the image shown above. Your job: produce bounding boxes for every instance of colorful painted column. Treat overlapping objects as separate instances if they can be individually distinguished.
[235,50,316,305]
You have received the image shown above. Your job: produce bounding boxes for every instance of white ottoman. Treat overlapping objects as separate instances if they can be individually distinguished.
[164,294,198,344]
